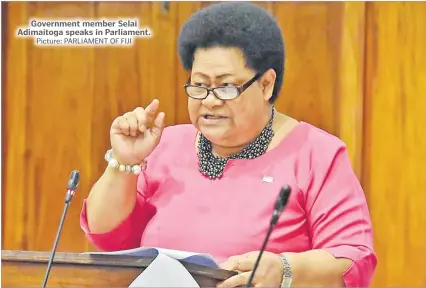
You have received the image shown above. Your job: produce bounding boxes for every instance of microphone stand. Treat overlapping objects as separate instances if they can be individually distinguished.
[246,185,291,287]
[41,171,80,288]
[246,221,276,287]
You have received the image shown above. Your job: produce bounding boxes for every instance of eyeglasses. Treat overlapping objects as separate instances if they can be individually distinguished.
[184,72,263,100]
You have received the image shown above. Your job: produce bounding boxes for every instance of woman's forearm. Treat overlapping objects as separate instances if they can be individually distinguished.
[283,249,352,287]
[86,166,139,233]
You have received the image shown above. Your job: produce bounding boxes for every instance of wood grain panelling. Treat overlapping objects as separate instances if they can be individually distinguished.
[363,2,426,286]
[2,1,426,286]
[274,2,342,134]
[273,2,365,176]
[337,2,365,177]
[4,1,97,253]
[3,1,29,252]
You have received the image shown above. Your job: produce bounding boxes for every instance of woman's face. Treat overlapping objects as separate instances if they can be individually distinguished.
[187,46,276,148]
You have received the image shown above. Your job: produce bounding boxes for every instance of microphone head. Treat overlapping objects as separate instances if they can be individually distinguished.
[67,170,80,191]
[279,185,291,207]
[271,185,292,227]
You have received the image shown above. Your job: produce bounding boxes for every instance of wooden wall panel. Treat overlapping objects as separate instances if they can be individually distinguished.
[274,2,343,134]
[274,2,365,176]
[2,1,426,286]
[3,1,97,253]
[3,1,29,251]
[363,2,426,286]
[337,2,365,177]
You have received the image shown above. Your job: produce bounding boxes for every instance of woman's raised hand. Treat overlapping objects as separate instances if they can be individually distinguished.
[110,99,165,165]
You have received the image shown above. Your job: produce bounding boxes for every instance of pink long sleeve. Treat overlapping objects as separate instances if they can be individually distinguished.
[303,145,377,287]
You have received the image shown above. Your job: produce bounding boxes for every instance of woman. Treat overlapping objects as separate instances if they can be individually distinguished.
[80,2,377,287]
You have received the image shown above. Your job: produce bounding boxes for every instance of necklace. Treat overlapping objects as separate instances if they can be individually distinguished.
[197,108,275,179]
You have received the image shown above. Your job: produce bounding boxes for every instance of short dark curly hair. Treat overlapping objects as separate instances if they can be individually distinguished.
[177,2,285,103]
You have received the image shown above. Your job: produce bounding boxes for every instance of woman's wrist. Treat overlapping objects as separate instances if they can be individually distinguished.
[106,149,146,175]
[278,253,294,287]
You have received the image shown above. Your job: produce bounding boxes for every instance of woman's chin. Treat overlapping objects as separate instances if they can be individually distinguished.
[199,126,230,143]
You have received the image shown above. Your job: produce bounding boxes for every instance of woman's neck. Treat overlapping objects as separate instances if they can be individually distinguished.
[212,143,249,158]
[210,112,292,158]
[211,109,275,158]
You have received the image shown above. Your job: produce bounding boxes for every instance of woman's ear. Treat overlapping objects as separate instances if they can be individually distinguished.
[261,69,276,102]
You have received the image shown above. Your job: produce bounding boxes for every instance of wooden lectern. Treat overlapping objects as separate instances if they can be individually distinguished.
[1,250,237,287]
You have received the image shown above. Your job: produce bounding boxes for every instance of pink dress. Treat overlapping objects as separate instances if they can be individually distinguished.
[80,122,377,287]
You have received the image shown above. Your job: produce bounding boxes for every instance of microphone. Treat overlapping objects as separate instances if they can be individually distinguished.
[246,185,291,287]
[41,170,80,288]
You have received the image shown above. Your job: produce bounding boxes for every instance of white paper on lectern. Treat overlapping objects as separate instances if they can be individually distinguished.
[84,247,219,268]
[129,253,200,288]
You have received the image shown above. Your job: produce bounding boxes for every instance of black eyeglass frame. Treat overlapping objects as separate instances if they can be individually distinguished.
[183,71,264,100]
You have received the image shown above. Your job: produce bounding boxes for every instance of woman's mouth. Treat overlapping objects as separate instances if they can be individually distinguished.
[200,114,228,124]
[202,114,227,119]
